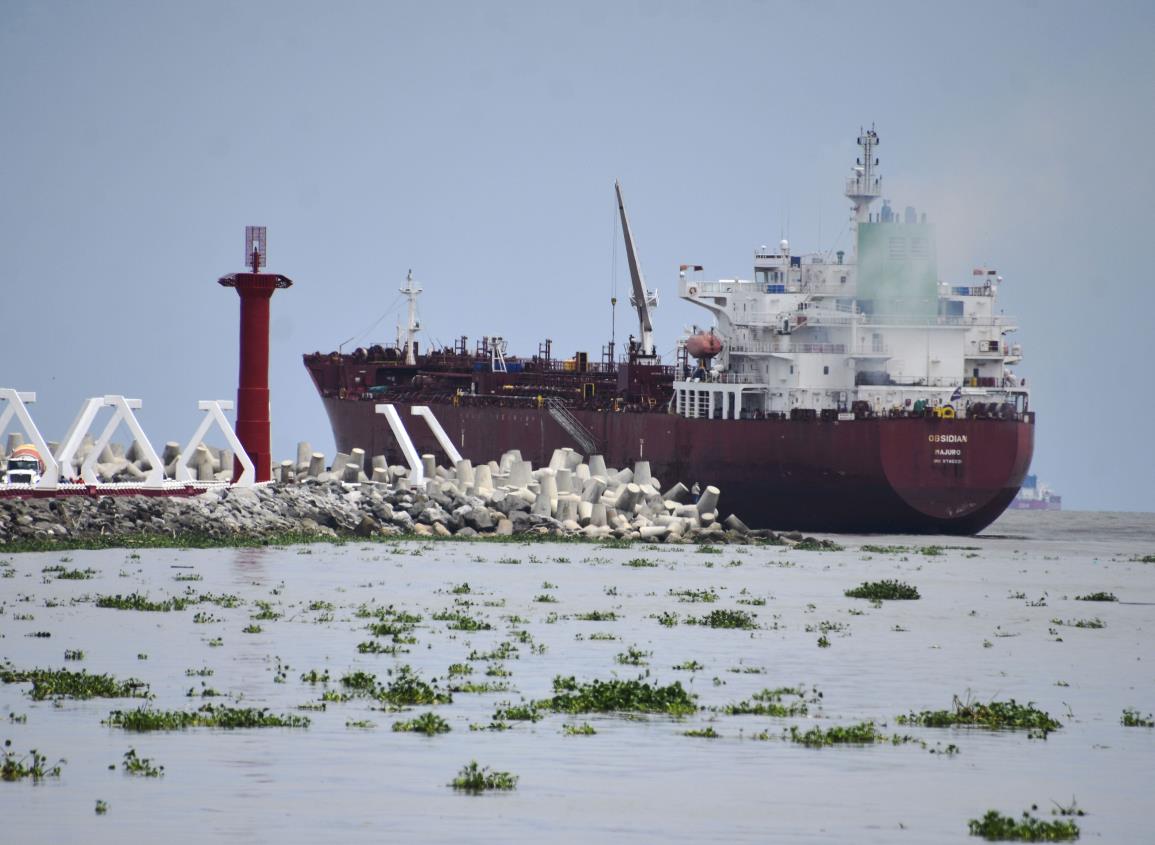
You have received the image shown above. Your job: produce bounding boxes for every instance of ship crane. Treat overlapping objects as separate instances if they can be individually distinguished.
[615,180,658,359]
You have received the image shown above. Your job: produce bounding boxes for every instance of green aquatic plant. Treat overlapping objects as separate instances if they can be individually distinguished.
[844,580,920,601]
[623,558,658,567]
[684,726,721,738]
[63,650,85,661]
[376,665,452,707]
[53,568,98,580]
[0,667,149,701]
[469,642,519,662]
[966,809,1079,841]
[493,702,543,722]
[533,594,558,603]
[673,660,704,672]
[1121,708,1153,727]
[599,537,634,549]
[1050,617,1105,629]
[859,544,911,554]
[669,587,719,603]
[1,740,63,781]
[1074,592,1117,602]
[94,800,108,815]
[95,593,188,612]
[794,538,844,551]
[121,748,163,777]
[340,671,379,693]
[450,681,510,694]
[787,721,886,747]
[104,705,310,730]
[722,687,815,717]
[615,646,651,666]
[392,712,451,735]
[897,697,1061,736]
[574,610,618,621]
[541,676,697,716]
[250,600,282,621]
[563,723,597,735]
[450,761,518,793]
[686,609,759,629]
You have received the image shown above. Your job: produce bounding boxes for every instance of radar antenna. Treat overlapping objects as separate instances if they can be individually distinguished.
[615,180,658,358]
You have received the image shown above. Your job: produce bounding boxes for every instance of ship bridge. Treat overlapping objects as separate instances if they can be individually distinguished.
[671,128,1027,422]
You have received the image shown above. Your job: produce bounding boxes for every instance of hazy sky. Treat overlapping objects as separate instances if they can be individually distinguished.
[2,0,1152,511]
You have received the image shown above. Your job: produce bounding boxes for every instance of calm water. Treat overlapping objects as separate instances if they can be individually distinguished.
[2,510,1153,843]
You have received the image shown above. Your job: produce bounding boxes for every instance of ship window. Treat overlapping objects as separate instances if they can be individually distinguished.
[888,237,906,260]
[909,237,927,258]
[823,366,829,375]
[789,365,794,374]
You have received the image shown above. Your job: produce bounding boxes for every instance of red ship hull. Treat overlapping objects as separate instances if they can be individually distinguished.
[319,397,1033,535]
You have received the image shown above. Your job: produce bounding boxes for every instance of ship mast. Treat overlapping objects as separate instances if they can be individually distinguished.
[845,126,882,234]
[400,269,422,366]
[615,180,658,358]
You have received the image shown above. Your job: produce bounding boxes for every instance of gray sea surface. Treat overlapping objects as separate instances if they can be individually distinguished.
[1,510,1153,843]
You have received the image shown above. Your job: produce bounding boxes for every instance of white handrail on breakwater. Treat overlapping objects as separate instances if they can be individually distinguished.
[1,388,252,492]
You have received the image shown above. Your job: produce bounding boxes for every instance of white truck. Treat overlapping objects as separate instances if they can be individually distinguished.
[3,445,44,485]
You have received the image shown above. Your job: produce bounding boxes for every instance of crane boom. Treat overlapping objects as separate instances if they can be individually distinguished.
[615,180,657,357]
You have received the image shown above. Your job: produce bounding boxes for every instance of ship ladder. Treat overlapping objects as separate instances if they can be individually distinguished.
[545,398,600,456]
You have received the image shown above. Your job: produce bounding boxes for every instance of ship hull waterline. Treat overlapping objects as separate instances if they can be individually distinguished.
[319,398,1033,535]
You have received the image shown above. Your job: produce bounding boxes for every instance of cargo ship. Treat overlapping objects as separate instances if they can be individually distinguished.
[1010,475,1062,510]
[305,128,1034,534]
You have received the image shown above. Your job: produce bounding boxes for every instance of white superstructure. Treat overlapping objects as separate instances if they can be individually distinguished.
[673,127,1028,422]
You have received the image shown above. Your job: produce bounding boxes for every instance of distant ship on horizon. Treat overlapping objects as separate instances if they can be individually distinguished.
[1010,474,1062,511]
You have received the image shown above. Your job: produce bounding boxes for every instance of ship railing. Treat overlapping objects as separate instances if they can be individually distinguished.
[793,313,858,327]
[683,280,739,296]
[863,313,1017,328]
[537,359,618,375]
[728,341,848,355]
[845,176,881,196]
[685,372,760,384]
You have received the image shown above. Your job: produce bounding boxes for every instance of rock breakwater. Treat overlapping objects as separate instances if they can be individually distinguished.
[0,445,821,548]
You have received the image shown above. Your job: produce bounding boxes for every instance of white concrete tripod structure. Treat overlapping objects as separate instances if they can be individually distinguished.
[376,403,425,486]
[175,401,254,486]
[411,405,462,464]
[0,389,62,489]
[54,397,107,486]
[79,396,166,487]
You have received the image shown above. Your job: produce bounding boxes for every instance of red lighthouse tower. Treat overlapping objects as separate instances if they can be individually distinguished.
[218,226,292,482]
